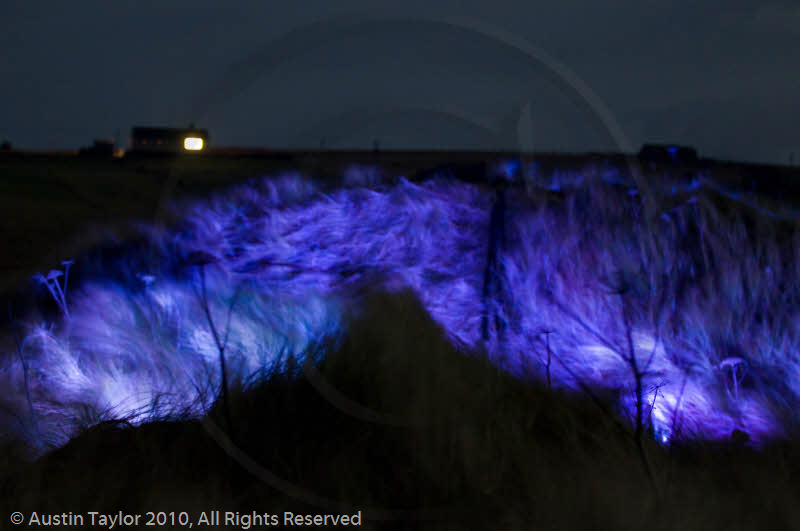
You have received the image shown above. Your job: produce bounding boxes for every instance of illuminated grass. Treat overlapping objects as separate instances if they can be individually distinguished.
[4,291,800,530]
[2,163,800,455]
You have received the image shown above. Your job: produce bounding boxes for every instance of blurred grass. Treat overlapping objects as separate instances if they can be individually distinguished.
[0,155,296,289]
[2,290,800,530]
[2,151,798,285]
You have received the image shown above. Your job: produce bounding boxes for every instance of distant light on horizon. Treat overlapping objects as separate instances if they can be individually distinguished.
[184,137,204,151]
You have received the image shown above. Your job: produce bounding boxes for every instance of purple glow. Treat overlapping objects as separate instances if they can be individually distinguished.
[2,167,800,453]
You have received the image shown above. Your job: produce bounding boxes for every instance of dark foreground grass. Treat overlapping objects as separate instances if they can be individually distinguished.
[2,291,799,530]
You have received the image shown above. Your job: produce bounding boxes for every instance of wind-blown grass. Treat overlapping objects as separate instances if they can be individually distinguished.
[3,291,800,530]
[2,162,800,457]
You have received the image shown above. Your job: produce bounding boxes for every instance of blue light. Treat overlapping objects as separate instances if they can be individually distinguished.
[497,159,521,180]
[3,169,796,452]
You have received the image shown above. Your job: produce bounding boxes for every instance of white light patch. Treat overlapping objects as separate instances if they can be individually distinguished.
[184,137,204,150]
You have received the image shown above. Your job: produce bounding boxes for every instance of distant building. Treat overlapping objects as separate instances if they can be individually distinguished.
[638,144,699,166]
[79,139,115,157]
[129,125,209,154]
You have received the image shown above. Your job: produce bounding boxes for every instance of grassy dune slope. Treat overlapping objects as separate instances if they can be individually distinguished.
[3,292,800,530]
[4,152,800,529]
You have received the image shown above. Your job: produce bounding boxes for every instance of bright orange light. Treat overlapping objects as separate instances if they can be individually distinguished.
[184,137,204,151]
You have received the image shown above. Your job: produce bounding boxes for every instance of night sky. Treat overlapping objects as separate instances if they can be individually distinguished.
[1,1,797,164]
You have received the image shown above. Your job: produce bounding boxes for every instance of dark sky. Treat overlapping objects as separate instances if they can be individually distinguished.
[1,1,798,164]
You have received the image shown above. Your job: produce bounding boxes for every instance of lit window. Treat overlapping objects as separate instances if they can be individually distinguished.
[184,137,203,150]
